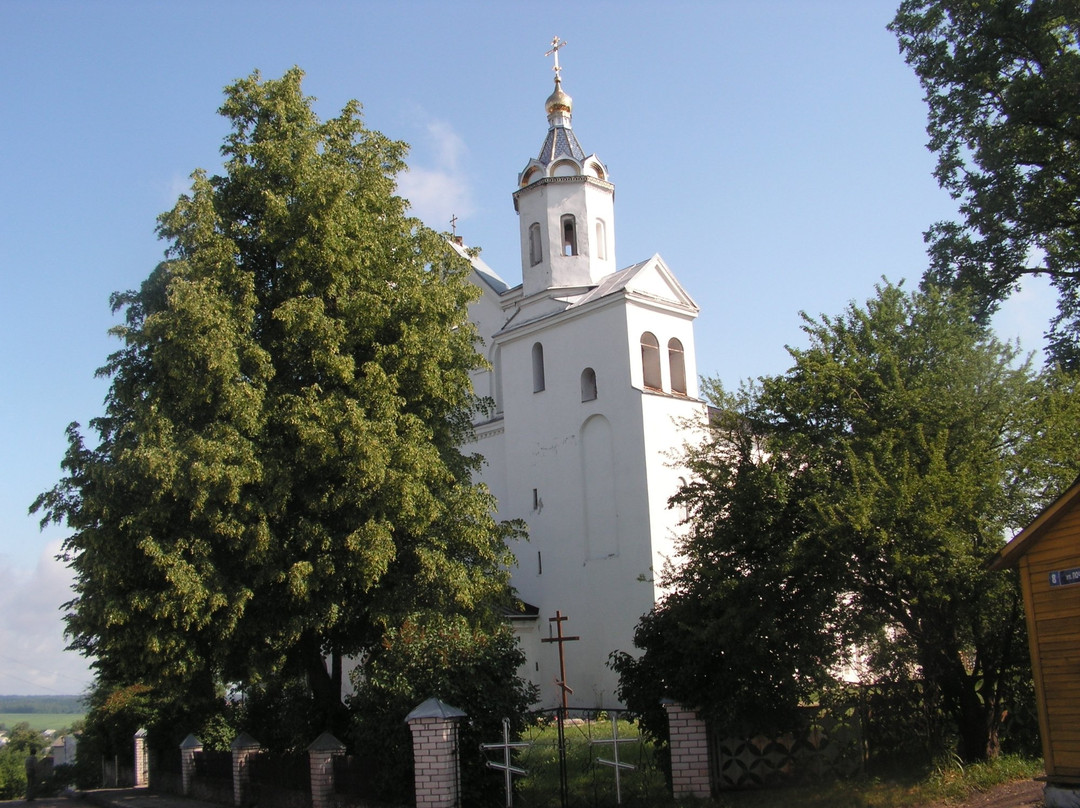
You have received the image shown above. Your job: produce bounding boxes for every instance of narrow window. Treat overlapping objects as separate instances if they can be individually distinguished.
[595,219,606,260]
[668,338,687,395]
[493,346,504,413]
[529,222,542,266]
[561,214,578,256]
[581,367,597,402]
[532,342,546,392]
[641,332,661,390]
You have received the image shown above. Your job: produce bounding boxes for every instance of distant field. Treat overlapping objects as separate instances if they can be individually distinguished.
[0,713,84,731]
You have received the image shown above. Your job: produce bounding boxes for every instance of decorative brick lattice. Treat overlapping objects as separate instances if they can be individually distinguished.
[709,708,863,790]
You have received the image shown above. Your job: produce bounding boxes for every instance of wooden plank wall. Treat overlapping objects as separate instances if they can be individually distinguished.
[1021,506,1080,778]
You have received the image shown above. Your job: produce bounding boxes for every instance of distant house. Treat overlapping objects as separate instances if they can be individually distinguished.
[49,734,77,766]
[991,476,1080,796]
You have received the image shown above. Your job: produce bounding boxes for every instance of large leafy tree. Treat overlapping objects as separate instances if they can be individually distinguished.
[611,382,848,742]
[616,283,1080,762]
[33,68,520,734]
[890,1,1080,367]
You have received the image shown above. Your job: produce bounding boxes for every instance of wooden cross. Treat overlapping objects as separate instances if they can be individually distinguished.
[541,610,579,710]
[546,36,567,80]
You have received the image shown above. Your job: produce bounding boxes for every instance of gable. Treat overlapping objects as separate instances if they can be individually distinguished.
[571,253,699,315]
[622,254,699,312]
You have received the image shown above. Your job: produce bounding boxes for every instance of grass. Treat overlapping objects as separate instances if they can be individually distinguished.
[703,755,1044,808]
[508,713,668,807]
[502,713,1042,808]
[0,713,84,732]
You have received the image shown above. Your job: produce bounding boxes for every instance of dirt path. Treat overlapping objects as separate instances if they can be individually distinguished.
[926,778,1043,808]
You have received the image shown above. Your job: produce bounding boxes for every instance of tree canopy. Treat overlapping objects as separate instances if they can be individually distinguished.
[615,282,1080,762]
[890,1,1080,367]
[33,68,522,733]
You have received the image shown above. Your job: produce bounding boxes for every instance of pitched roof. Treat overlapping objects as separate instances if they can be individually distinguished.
[571,254,699,313]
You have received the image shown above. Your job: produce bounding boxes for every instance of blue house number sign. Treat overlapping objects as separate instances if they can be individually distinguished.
[1049,568,1080,588]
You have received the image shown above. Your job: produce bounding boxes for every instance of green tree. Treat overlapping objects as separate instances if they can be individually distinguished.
[890,1,1080,367]
[611,383,847,745]
[33,68,521,737]
[3,723,45,756]
[616,283,1080,762]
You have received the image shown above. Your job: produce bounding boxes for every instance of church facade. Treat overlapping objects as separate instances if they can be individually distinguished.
[457,59,707,708]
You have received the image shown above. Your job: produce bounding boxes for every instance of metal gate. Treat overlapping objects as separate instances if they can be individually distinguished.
[481,708,666,808]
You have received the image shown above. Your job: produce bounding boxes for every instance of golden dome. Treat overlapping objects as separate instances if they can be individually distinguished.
[545,78,572,116]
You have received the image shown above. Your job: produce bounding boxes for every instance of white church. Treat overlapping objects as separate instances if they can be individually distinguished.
[455,44,708,708]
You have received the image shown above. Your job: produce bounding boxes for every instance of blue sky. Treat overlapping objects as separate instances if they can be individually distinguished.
[0,1,1055,695]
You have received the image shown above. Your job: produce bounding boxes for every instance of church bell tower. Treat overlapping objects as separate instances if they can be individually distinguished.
[514,38,616,297]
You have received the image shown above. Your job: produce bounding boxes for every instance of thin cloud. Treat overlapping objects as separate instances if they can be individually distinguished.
[0,542,91,695]
[397,119,474,231]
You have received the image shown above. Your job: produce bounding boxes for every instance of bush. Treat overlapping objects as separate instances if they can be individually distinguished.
[0,746,27,800]
[347,614,537,805]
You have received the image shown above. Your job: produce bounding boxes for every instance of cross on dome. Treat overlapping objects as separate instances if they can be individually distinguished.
[545,36,567,80]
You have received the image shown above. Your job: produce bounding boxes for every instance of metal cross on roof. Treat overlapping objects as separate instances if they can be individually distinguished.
[449,213,458,236]
[541,610,579,710]
[546,36,567,80]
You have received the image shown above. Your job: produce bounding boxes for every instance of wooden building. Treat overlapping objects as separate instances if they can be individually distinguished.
[991,477,1080,786]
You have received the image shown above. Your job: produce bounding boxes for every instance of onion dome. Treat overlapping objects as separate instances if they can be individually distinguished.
[545,77,572,116]
[537,77,585,165]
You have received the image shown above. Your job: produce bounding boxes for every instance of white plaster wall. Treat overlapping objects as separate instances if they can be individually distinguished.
[624,298,706,589]
[468,284,706,707]
[517,179,615,296]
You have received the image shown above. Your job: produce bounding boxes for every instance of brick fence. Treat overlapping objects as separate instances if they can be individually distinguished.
[151,696,469,808]
[143,697,713,806]
[662,699,711,799]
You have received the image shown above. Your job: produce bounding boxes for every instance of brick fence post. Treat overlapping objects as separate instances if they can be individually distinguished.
[406,698,467,808]
[662,699,711,799]
[133,728,149,787]
[308,732,345,808]
[230,732,261,807]
[179,734,202,796]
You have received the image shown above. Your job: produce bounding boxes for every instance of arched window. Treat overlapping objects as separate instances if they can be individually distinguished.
[532,342,546,392]
[561,214,578,256]
[595,219,606,260]
[529,222,542,266]
[668,338,686,395]
[641,332,661,390]
[581,367,597,402]
[551,160,578,177]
